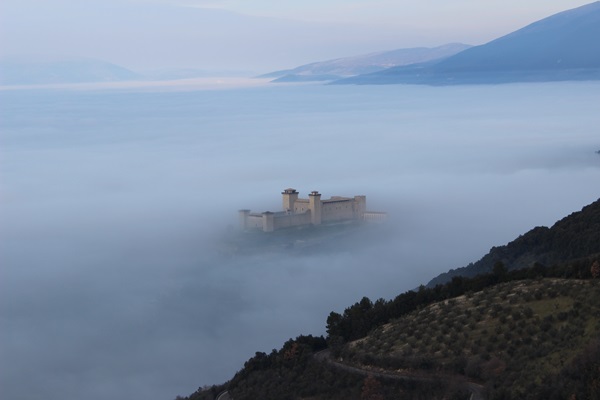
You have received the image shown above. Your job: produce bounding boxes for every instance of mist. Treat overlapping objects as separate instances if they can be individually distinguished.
[1,82,599,400]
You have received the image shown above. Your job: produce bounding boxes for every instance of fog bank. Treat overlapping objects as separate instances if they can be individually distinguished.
[1,82,599,400]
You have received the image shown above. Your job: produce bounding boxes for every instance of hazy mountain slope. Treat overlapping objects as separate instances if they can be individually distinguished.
[434,1,600,71]
[427,198,600,287]
[0,57,141,85]
[335,1,600,85]
[260,43,471,82]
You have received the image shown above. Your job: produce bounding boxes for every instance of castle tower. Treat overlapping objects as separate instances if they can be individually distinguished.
[308,191,322,225]
[282,188,299,213]
[238,209,250,230]
[354,195,366,219]
[262,212,275,232]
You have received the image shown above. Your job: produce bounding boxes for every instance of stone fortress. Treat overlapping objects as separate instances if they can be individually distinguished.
[239,188,387,232]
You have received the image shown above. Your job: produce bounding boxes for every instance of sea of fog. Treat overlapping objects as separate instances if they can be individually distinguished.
[1,81,599,400]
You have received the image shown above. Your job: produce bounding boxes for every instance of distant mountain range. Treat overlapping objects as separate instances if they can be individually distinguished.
[335,1,600,85]
[0,57,256,86]
[5,2,600,86]
[0,57,142,85]
[259,43,472,82]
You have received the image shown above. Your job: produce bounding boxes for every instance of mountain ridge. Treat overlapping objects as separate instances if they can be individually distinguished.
[334,1,600,85]
[259,43,472,82]
[0,57,142,85]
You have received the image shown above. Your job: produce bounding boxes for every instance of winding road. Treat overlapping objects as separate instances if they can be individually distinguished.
[314,350,485,400]
[216,350,484,400]
[215,390,231,400]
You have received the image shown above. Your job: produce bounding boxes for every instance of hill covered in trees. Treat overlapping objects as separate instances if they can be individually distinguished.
[340,278,600,399]
[180,198,600,400]
[427,198,600,287]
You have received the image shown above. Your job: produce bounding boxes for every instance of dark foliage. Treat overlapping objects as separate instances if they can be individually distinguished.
[327,257,599,343]
[341,278,600,400]
[184,384,227,400]
[427,198,600,287]
[223,335,463,400]
[532,337,600,400]
[216,261,598,400]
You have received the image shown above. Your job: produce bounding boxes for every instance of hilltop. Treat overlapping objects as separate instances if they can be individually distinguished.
[335,1,600,85]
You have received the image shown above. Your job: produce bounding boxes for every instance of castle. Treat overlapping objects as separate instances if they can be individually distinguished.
[239,188,386,232]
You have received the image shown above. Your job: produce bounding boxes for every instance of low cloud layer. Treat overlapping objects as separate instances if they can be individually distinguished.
[1,82,599,400]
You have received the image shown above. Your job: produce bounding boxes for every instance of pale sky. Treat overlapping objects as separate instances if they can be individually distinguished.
[0,0,594,72]
[179,0,587,25]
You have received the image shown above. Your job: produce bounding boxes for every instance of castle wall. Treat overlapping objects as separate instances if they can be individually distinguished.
[245,214,264,229]
[272,212,311,230]
[322,200,356,222]
[293,199,309,213]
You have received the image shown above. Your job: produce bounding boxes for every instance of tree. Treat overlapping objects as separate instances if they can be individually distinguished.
[326,311,344,339]
[493,261,508,282]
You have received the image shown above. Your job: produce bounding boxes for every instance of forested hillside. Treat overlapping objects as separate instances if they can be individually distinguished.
[180,198,600,400]
[183,261,600,400]
[427,198,600,287]
[341,278,600,399]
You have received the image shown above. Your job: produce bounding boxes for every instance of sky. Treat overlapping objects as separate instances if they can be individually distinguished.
[0,0,594,71]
